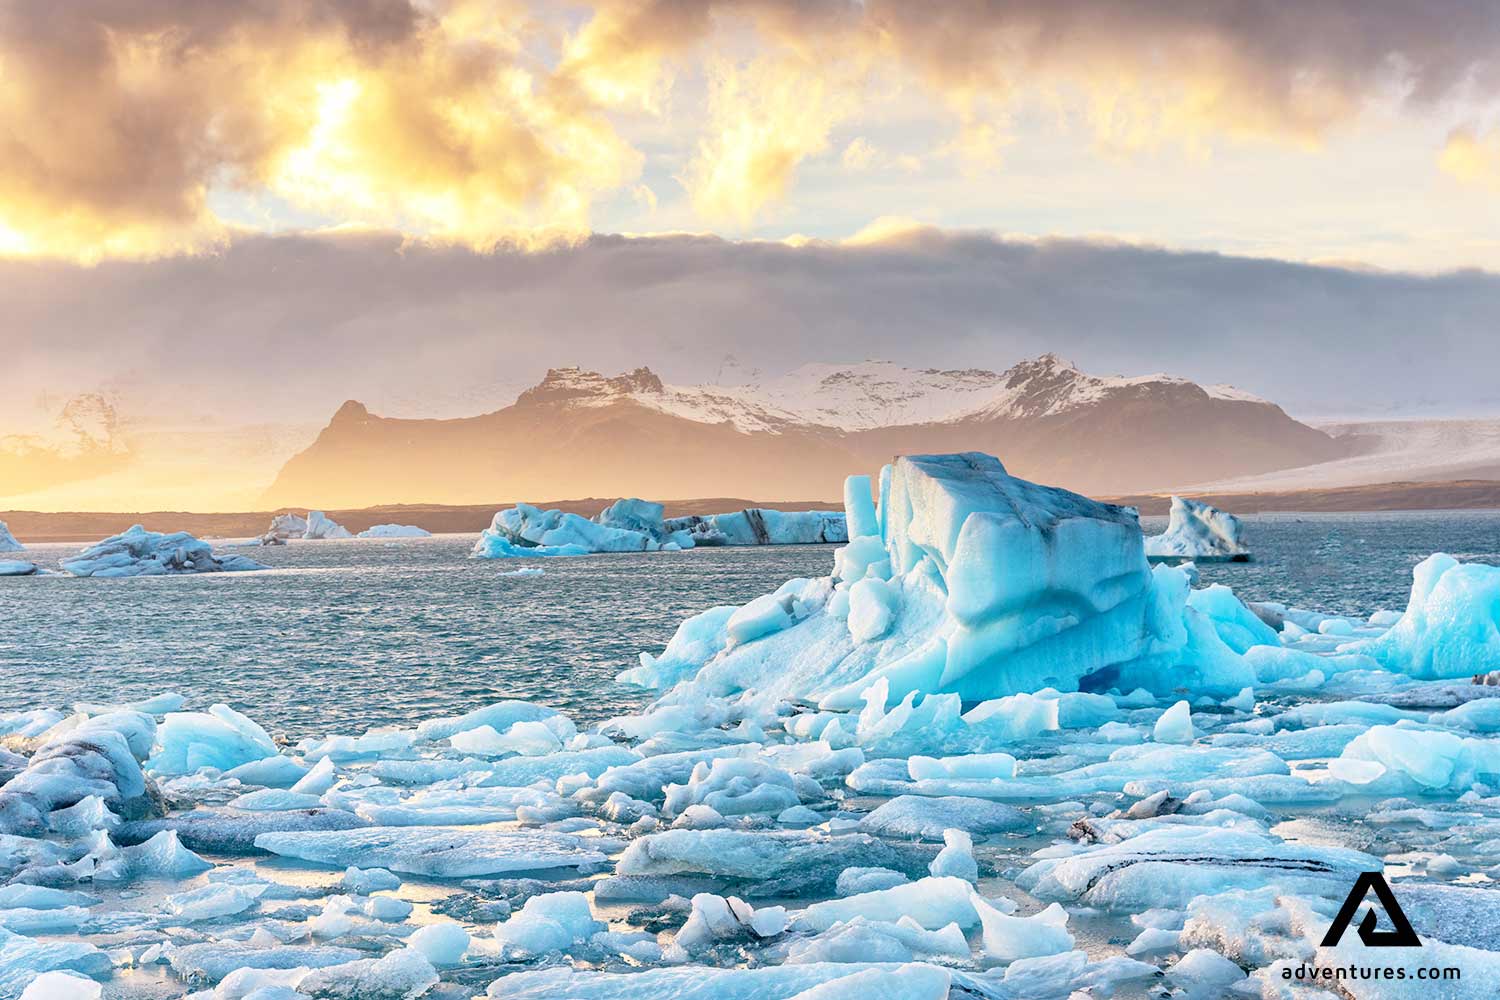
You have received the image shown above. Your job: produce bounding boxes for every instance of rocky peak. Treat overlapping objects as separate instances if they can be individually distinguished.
[330,400,371,425]
[516,366,665,406]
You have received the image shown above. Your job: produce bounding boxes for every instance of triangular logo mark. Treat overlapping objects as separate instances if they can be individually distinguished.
[1321,872,1421,948]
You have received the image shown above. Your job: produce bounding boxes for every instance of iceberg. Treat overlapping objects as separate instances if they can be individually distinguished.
[61,525,267,577]
[0,560,38,576]
[0,521,25,553]
[474,498,848,558]
[1353,553,1500,680]
[665,508,848,546]
[1143,496,1251,561]
[263,512,308,540]
[638,452,1262,706]
[357,523,432,538]
[303,510,353,539]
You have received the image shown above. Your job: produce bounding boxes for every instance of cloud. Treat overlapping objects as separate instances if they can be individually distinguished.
[0,0,639,260]
[1,0,1498,259]
[3,227,1498,431]
[1441,124,1500,188]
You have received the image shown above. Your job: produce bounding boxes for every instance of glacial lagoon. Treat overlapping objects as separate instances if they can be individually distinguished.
[6,510,1500,737]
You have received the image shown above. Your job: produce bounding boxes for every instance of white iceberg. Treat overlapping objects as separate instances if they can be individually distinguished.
[357,523,432,538]
[303,510,353,539]
[1143,496,1251,561]
[61,525,267,577]
[263,512,308,540]
[0,521,25,553]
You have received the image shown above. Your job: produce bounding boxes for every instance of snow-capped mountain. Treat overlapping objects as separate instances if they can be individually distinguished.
[264,357,1346,507]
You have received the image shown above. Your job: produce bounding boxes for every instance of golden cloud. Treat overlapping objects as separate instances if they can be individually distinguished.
[0,0,1496,260]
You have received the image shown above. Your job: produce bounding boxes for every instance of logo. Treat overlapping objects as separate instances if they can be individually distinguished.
[1321,872,1421,948]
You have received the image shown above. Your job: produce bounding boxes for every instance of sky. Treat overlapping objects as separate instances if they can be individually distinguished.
[3,0,1500,508]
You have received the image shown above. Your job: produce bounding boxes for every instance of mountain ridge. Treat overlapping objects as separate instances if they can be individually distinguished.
[263,356,1347,507]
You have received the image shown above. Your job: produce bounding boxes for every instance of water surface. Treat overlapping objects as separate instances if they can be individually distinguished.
[4,510,1498,737]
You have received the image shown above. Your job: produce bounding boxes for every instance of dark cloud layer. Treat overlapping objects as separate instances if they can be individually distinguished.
[2,228,1496,423]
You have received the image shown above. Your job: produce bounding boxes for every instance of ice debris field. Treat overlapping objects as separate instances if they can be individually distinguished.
[5,452,1500,998]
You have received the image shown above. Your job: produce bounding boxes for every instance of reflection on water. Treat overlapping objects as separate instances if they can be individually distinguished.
[3,510,1498,738]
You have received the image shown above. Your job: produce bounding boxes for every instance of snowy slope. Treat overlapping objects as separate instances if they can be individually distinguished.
[517,357,1272,435]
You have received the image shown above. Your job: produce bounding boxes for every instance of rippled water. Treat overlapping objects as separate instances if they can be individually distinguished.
[4,510,1498,738]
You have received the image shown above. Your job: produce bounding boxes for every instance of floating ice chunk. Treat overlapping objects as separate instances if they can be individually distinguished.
[163,881,266,922]
[0,560,37,576]
[676,892,787,951]
[1354,554,1500,680]
[414,701,561,742]
[847,578,898,643]
[356,524,430,538]
[928,829,977,883]
[859,796,1026,841]
[473,502,658,558]
[409,920,470,965]
[148,704,278,776]
[667,509,847,547]
[493,891,604,956]
[291,756,337,796]
[836,868,910,895]
[297,947,438,1000]
[1018,827,1379,909]
[1334,723,1500,792]
[169,941,363,982]
[229,788,323,811]
[0,722,154,835]
[300,728,415,763]
[1153,701,1196,744]
[61,525,267,576]
[449,719,563,757]
[341,866,401,894]
[94,830,212,881]
[662,757,805,818]
[0,521,24,553]
[908,752,1017,782]
[793,876,1006,933]
[1169,948,1246,997]
[975,899,1074,964]
[254,827,606,877]
[18,971,101,1000]
[1144,496,1250,561]
[0,930,111,998]
[301,511,353,539]
[222,755,309,789]
[786,964,950,1000]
